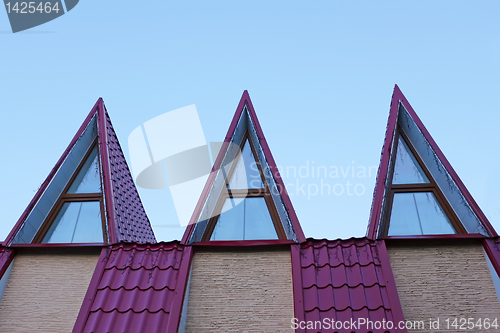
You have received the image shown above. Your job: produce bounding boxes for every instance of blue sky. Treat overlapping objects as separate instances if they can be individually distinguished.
[1,0,499,242]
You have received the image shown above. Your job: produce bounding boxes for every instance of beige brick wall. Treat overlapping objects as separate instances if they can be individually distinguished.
[185,250,294,332]
[0,252,99,332]
[388,243,500,332]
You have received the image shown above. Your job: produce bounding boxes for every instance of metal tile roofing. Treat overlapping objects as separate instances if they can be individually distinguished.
[73,242,191,333]
[103,109,156,243]
[292,238,407,333]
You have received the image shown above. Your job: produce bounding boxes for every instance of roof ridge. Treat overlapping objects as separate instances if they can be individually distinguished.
[300,261,381,269]
[304,304,391,313]
[88,308,170,315]
[302,281,386,290]
[96,285,176,292]
[103,265,180,272]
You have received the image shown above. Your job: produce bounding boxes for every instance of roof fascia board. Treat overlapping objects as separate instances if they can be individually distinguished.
[4,99,102,246]
[483,239,500,277]
[290,244,306,333]
[382,233,487,240]
[394,88,497,237]
[97,100,117,244]
[0,249,15,281]
[244,94,305,243]
[165,246,193,333]
[180,94,248,244]
[376,240,408,333]
[193,239,295,247]
[367,86,400,239]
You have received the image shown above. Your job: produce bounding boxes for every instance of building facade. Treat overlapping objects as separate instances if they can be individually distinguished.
[0,87,499,332]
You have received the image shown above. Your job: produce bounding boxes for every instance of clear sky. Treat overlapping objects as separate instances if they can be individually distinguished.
[1,0,499,242]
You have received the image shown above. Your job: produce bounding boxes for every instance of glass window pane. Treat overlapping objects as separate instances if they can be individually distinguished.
[210,198,244,240]
[228,140,264,189]
[68,147,101,193]
[392,137,429,184]
[244,197,279,240]
[42,201,103,243]
[388,192,456,236]
[210,197,278,240]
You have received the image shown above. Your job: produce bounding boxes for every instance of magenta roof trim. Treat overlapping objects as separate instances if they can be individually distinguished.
[366,87,399,239]
[5,98,156,245]
[4,99,101,245]
[244,91,306,243]
[97,100,117,244]
[181,91,305,244]
[484,239,500,277]
[290,244,306,332]
[292,238,407,333]
[367,85,497,239]
[194,239,296,247]
[0,247,15,280]
[73,242,189,333]
[101,104,156,244]
[165,246,193,333]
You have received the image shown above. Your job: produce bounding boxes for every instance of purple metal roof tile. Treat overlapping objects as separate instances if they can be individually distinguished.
[292,238,407,333]
[102,108,156,244]
[73,242,192,333]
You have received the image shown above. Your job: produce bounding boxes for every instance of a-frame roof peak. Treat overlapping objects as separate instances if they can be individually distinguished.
[367,85,497,239]
[5,99,156,245]
[181,91,305,244]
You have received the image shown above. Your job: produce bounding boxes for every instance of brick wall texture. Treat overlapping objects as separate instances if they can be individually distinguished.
[185,250,294,332]
[0,253,99,332]
[388,243,500,333]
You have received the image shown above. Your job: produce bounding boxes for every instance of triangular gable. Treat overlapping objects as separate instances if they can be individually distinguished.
[181,91,305,244]
[4,99,156,245]
[367,85,496,239]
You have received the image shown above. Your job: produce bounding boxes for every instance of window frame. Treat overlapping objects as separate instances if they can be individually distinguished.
[32,140,107,243]
[380,127,466,237]
[202,133,286,241]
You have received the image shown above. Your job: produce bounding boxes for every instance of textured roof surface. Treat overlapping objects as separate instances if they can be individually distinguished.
[75,242,190,333]
[293,238,407,333]
[104,110,156,243]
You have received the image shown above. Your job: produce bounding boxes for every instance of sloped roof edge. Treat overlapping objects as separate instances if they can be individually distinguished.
[181,90,305,244]
[4,99,156,245]
[367,85,497,239]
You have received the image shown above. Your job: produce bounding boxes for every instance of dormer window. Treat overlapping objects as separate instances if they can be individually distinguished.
[203,136,286,241]
[381,129,466,236]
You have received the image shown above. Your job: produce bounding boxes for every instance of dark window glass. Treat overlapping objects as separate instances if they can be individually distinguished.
[392,137,429,184]
[68,147,101,193]
[388,192,456,235]
[228,140,264,189]
[42,201,103,243]
[210,197,278,240]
